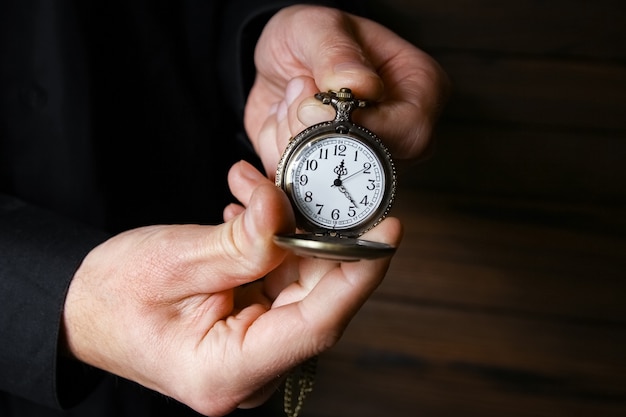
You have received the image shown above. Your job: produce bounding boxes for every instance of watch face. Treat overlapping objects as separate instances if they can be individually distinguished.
[275,88,397,259]
[281,131,394,236]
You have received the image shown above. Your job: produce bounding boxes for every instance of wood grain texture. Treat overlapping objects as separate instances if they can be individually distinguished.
[366,0,626,60]
[297,190,626,417]
[365,0,626,202]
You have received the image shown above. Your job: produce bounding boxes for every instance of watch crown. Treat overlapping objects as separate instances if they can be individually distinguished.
[335,88,353,100]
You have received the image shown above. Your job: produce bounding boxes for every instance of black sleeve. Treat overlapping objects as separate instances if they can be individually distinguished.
[0,1,109,410]
[0,0,358,412]
[0,194,109,409]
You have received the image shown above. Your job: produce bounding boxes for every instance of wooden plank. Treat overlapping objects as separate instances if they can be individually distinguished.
[281,193,626,417]
[341,301,623,376]
[300,299,626,417]
[402,125,626,203]
[293,191,626,416]
[380,190,626,321]
[366,0,626,60]
[306,360,626,417]
[436,53,626,130]
[304,301,626,417]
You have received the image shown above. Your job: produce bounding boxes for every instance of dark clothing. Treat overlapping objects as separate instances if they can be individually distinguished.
[0,1,351,415]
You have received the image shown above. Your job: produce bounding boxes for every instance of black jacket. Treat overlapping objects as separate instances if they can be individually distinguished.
[0,1,355,415]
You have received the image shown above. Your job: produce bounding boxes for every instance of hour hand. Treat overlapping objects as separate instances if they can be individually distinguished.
[332,159,347,184]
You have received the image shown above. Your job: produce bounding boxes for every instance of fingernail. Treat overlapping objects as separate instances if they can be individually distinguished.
[299,101,334,126]
[333,61,369,75]
[332,62,383,97]
[237,160,263,182]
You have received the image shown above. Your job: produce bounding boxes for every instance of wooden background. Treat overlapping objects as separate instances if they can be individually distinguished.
[279,1,626,416]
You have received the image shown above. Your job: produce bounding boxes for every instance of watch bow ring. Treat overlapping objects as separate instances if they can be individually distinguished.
[274,88,397,261]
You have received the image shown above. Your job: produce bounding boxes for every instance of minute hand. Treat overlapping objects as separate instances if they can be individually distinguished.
[336,166,367,185]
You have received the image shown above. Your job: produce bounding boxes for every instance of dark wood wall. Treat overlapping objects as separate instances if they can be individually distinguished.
[373,0,626,205]
[293,2,626,417]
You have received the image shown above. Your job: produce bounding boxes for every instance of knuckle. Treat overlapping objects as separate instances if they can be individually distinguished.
[218,221,268,280]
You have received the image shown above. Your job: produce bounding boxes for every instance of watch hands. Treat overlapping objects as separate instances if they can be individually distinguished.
[331,159,359,206]
[331,167,367,187]
[343,166,368,183]
[338,185,359,207]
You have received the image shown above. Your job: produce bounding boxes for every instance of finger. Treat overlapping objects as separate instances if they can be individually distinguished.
[349,17,450,160]
[284,76,327,137]
[262,254,302,303]
[223,203,244,222]
[360,215,404,245]
[285,8,382,98]
[255,77,330,175]
[228,159,274,205]
[242,216,403,370]
[268,256,339,309]
[267,214,403,309]
[189,181,295,293]
[299,216,403,331]
[234,280,272,311]
[141,182,294,297]
[254,105,282,176]
[275,77,312,159]
[298,95,336,127]
[253,93,296,177]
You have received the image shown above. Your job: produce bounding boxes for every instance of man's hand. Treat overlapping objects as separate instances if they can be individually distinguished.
[245,5,449,176]
[63,161,402,416]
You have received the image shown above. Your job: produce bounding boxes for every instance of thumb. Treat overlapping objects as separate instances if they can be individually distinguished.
[206,182,294,291]
[294,7,383,98]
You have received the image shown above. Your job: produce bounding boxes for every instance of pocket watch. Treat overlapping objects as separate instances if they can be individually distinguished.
[274,88,397,261]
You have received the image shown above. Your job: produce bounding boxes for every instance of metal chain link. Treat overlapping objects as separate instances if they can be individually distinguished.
[284,356,318,417]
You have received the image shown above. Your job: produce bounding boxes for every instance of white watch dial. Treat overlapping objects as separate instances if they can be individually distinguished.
[286,134,386,231]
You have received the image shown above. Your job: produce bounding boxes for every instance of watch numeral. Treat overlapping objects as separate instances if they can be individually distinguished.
[366,179,375,190]
[334,144,346,156]
[299,175,309,186]
[331,209,340,220]
[304,191,313,202]
[363,162,372,174]
[348,206,356,217]
[319,148,328,160]
[316,204,324,215]
[360,195,369,205]
[354,150,359,162]
[306,160,318,171]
